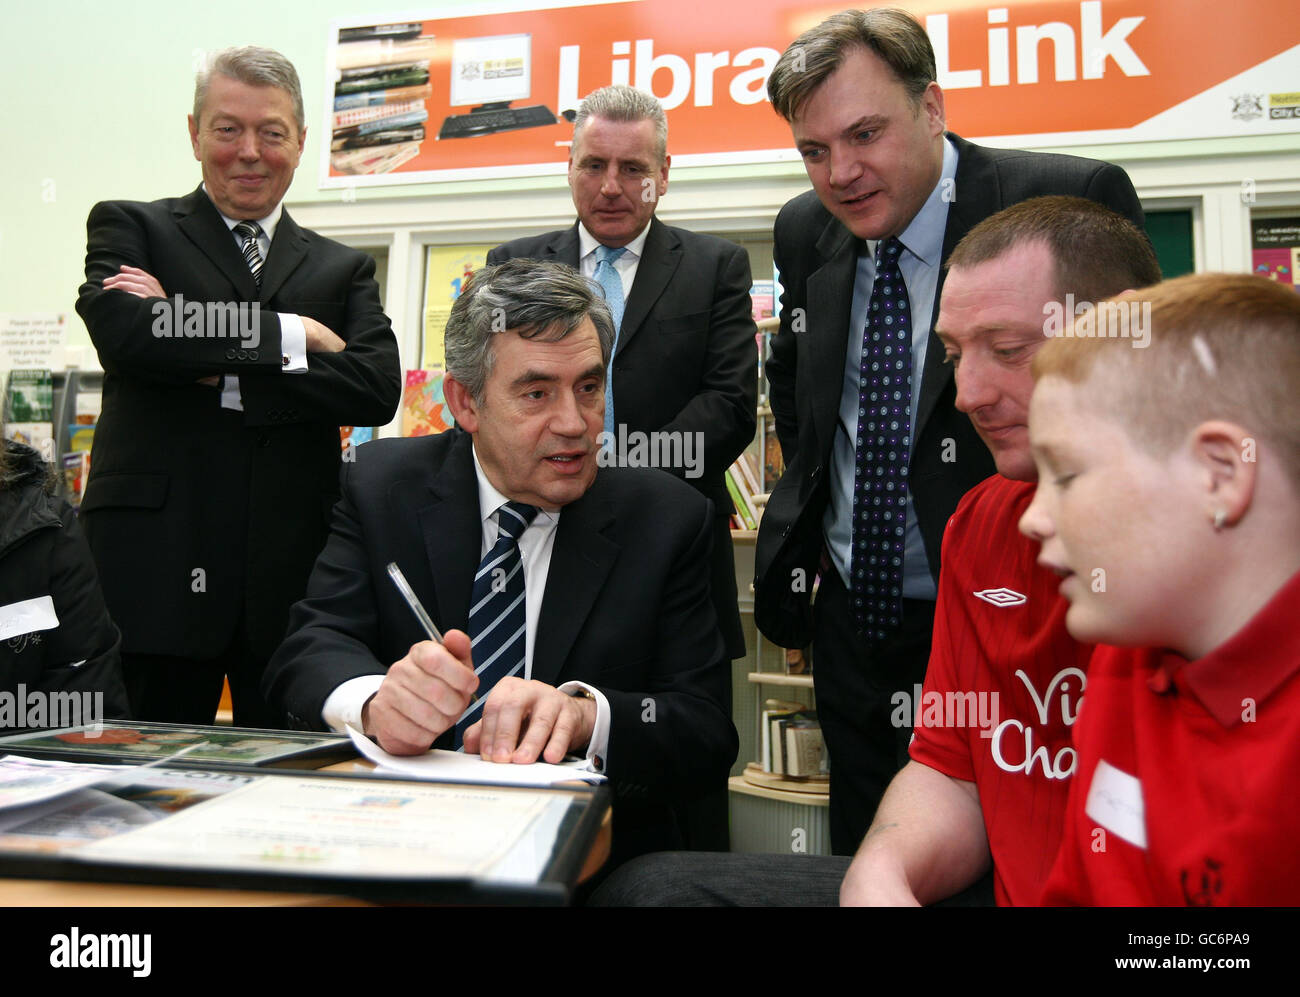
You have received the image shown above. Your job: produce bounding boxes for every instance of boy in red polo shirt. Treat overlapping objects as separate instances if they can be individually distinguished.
[1020,272,1300,905]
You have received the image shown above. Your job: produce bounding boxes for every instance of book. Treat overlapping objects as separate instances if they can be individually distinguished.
[760,699,803,774]
[334,98,426,130]
[335,68,430,96]
[339,23,423,44]
[333,108,428,140]
[400,369,456,437]
[331,142,421,176]
[67,423,95,452]
[61,451,89,506]
[734,450,763,499]
[766,709,822,777]
[725,469,757,530]
[750,280,775,322]
[337,59,429,82]
[335,37,436,72]
[333,84,433,112]
[5,369,53,422]
[783,713,825,777]
[331,126,425,151]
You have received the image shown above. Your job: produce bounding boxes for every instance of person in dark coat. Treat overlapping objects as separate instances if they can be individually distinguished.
[0,439,129,729]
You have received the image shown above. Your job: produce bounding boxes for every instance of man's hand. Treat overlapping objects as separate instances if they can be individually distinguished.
[362,630,479,755]
[462,678,596,764]
[102,265,165,299]
[303,315,346,353]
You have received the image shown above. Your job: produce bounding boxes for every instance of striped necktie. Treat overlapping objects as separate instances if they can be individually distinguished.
[456,501,540,749]
[593,244,627,436]
[233,220,264,287]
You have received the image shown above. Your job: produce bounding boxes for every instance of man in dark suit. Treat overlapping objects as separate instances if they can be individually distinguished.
[754,9,1145,853]
[75,46,400,728]
[487,85,757,668]
[263,259,738,866]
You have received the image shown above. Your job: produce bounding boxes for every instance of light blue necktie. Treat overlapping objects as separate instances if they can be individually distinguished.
[593,245,627,436]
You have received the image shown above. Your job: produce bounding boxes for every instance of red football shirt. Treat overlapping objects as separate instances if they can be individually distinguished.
[910,475,1093,906]
[1042,569,1300,906]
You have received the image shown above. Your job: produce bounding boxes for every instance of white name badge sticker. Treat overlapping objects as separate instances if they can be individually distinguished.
[0,596,59,641]
[1085,758,1147,850]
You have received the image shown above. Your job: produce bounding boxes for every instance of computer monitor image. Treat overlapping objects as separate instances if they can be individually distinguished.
[438,33,558,139]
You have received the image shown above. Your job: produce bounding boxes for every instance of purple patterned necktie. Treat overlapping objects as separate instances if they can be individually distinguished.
[850,236,912,639]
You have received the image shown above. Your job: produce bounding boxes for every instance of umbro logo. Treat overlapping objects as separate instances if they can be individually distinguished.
[973,588,1027,607]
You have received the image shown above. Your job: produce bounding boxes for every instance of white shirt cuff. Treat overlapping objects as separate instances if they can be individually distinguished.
[280,313,308,372]
[556,680,610,773]
[322,674,386,733]
[220,375,243,411]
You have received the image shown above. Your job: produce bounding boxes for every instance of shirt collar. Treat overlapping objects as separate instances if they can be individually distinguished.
[1148,567,1300,727]
[469,443,561,531]
[577,220,651,264]
[876,136,956,267]
[201,183,283,243]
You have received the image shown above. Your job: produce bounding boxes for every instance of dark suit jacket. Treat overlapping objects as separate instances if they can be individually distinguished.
[75,186,401,663]
[263,429,739,864]
[754,134,1145,647]
[487,218,757,659]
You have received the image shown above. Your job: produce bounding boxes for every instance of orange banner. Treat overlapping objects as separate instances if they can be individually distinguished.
[320,1,1300,186]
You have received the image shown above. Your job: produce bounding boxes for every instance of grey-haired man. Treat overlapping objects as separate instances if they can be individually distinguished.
[264,259,737,867]
[77,46,400,728]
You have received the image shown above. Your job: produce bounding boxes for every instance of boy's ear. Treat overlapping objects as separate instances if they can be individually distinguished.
[1191,420,1257,528]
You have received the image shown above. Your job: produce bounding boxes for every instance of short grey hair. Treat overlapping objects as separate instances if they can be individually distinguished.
[444,259,614,404]
[573,85,667,164]
[194,46,305,132]
[767,8,936,121]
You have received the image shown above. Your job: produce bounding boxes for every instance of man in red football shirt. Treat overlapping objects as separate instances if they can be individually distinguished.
[1022,273,1300,906]
[590,197,1160,907]
[838,197,1160,906]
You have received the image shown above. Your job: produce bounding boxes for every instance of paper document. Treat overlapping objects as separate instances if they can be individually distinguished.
[0,756,116,811]
[346,726,606,786]
[79,775,553,878]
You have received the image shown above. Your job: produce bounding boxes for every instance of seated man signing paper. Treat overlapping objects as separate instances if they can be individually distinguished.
[263,259,737,866]
[1021,273,1300,905]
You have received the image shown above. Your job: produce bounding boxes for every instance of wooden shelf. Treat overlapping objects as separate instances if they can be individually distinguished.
[747,671,814,688]
[728,774,829,806]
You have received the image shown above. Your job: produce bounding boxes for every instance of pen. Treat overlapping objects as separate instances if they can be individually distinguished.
[386,562,476,703]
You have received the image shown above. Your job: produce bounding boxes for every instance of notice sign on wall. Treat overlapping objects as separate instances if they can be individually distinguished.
[320,1,1300,188]
[0,313,67,371]
[1252,217,1300,290]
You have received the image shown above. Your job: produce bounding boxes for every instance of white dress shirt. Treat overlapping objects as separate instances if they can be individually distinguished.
[203,187,308,411]
[576,221,652,298]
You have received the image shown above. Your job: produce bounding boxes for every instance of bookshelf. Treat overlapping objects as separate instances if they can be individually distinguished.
[726,316,831,856]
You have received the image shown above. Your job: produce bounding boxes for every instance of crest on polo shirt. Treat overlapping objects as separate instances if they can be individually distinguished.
[1182,858,1225,907]
[973,587,1026,607]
